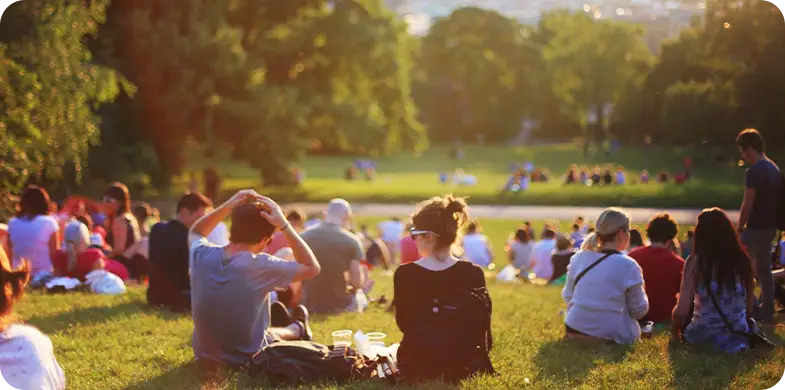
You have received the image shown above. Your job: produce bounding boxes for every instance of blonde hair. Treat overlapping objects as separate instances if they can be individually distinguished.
[581,208,631,252]
[64,221,90,272]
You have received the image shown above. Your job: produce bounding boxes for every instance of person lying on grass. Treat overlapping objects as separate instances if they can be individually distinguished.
[188,190,321,367]
[0,246,65,390]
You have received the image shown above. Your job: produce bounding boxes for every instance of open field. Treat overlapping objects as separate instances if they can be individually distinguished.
[175,143,777,209]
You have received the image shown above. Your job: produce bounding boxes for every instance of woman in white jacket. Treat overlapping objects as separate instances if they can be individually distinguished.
[562,208,649,344]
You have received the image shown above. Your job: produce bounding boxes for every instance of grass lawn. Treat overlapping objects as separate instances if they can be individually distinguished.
[17,278,785,389]
[18,218,777,390]
[172,143,781,209]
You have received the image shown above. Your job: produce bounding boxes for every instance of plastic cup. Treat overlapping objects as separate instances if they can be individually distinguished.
[331,330,353,347]
[366,332,387,347]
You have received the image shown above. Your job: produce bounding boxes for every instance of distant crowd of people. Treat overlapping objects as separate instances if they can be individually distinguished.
[0,128,780,389]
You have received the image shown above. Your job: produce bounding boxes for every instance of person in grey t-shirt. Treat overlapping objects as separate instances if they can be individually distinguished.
[188,190,322,366]
[736,129,781,323]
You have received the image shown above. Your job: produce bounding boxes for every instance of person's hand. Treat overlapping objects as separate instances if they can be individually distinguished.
[257,197,288,230]
[228,189,262,207]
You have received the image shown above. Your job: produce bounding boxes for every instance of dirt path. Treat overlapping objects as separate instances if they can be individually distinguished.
[288,203,738,225]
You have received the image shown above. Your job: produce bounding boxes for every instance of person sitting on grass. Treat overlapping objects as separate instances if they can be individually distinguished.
[0,246,66,390]
[189,190,320,367]
[628,213,685,324]
[629,228,645,252]
[462,221,493,268]
[508,228,533,272]
[8,186,62,288]
[640,169,650,184]
[394,195,493,382]
[52,221,129,281]
[300,199,368,313]
[549,235,575,284]
[672,208,756,353]
[147,192,211,311]
[530,227,557,280]
[562,208,649,344]
[681,230,694,259]
[615,166,627,185]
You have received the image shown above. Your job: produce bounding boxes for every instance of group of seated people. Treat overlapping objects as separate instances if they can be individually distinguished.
[562,207,766,353]
[563,165,691,186]
[5,180,782,388]
[345,159,377,181]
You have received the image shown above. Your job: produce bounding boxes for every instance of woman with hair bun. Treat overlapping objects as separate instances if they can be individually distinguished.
[562,207,649,344]
[0,246,66,390]
[394,195,494,383]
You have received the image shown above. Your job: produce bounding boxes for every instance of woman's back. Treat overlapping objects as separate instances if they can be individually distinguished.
[562,250,648,344]
[394,261,492,382]
[8,215,59,274]
[684,279,749,353]
[510,241,533,270]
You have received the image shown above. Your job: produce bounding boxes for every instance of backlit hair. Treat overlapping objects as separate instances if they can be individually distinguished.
[582,208,631,252]
[411,195,468,252]
[0,246,29,331]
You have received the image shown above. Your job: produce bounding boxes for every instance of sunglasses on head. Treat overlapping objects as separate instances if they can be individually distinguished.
[410,228,439,237]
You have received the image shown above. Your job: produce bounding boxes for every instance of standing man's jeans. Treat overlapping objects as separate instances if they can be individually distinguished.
[742,229,777,322]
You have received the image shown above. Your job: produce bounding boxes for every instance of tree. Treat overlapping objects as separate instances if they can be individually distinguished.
[537,11,651,139]
[417,7,532,142]
[0,0,126,216]
[92,0,425,186]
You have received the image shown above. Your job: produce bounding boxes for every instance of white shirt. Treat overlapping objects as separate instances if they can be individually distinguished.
[207,222,230,246]
[462,233,492,268]
[377,220,404,243]
[561,251,649,344]
[531,238,556,279]
[8,216,59,275]
[0,325,66,390]
[570,231,584,243]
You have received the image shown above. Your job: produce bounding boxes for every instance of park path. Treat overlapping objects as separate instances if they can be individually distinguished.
[288,203,739,225]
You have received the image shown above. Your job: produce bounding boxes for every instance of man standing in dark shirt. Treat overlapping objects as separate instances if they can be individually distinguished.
[147,192,211,311]
[736,129,781,323]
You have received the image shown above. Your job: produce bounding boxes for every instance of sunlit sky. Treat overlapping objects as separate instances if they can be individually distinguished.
[384,0,707,35]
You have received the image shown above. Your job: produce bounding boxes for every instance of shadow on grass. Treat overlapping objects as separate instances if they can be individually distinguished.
[24,301,188,335]
[667,339,775,389]
[533,338,632,387]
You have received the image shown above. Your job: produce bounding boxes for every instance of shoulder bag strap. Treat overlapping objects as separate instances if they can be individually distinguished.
[573,251,616,289]
[706,287,749,337]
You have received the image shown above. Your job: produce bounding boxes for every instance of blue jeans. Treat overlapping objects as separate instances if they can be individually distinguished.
[742,229,777,322]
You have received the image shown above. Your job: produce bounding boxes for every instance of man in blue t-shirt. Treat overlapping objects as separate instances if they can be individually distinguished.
[736,129,781,323]
[188,190,322,366]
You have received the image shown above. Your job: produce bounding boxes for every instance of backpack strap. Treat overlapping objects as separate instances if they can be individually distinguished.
[573,251,617,288]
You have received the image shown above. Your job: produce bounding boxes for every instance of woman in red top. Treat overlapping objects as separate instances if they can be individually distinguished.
[53,221,129,281]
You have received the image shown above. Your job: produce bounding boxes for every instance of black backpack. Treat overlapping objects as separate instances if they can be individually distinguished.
[249,341,370,385]
[404,286,495,381]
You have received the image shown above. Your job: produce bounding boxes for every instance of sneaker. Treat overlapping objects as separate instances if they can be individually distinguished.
[291,305,313,341]
[270,301,292,328]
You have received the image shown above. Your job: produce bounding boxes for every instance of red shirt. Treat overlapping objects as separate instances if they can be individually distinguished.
[52,248,104,281]
[628,246,685,323]
[400,236,420,265]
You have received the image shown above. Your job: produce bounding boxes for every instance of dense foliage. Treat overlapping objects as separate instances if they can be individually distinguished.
[0,0,782,203]
[0,0,128,217]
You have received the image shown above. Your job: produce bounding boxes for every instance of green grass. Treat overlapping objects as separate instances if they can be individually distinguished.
[18,218,780,390]
[173,143,779,209]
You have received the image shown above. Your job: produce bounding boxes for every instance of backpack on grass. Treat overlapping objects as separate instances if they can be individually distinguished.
[249,340,373,385]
